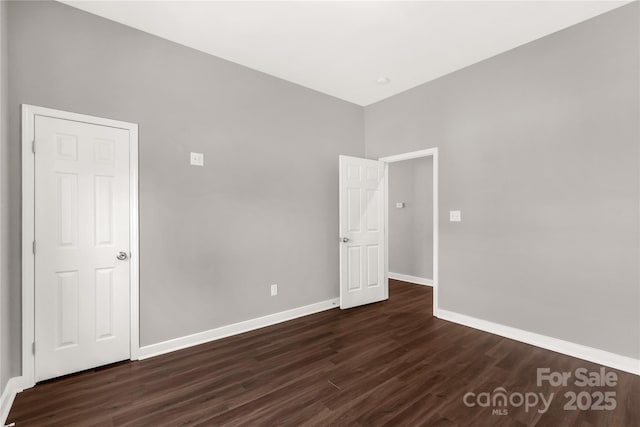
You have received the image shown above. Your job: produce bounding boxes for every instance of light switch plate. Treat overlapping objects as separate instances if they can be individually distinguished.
[449,210,461,222]
[190,152,204,166]
[396,202,405,209]
[270,284,278,296]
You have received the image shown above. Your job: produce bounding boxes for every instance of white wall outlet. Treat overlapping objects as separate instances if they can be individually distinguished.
[396,202,405,209]
[449,210,462,222]
[270,284,278,296]
[190,152,204,166]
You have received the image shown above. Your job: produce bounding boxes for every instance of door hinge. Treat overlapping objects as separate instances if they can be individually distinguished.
[32,341,36,355]
[32,240,36,255]
[32,139,36,153]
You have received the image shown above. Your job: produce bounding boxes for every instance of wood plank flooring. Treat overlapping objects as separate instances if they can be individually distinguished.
[8,280,640,426]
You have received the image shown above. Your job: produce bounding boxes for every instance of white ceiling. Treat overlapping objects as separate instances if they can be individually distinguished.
[61,1,629,106]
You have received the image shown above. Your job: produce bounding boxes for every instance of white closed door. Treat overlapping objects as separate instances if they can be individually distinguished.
[35,115,131,382]
[339,155,387,309]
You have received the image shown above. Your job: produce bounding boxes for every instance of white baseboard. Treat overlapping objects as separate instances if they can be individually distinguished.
[436,308,640,376]
[1,376,25,426]
[139,298,340,360]
[388,272,434,287]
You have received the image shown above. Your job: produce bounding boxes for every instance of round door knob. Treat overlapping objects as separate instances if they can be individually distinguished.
[116,251,129,261]
[341,237,350,243]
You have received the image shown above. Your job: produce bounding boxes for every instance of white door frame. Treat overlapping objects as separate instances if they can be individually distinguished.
[21,104,139,388]
[379,148,439,315]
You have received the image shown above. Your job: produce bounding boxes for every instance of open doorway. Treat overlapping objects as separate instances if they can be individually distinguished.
[380,148,438,315]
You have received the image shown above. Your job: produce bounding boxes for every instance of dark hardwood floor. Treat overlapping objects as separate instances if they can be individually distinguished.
[9,280,640,426]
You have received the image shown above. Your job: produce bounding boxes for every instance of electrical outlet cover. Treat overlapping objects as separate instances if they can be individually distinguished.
[190,152,204,166]
[449,210,461,222]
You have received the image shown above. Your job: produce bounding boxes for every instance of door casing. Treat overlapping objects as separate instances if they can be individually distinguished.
[379,148,439,315]
[21,104,139,389]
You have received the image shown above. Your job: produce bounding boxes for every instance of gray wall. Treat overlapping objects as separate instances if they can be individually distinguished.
[365,3,640,358]
[7,0,363,353]
[388,157,433,279]
[1,0,12,394]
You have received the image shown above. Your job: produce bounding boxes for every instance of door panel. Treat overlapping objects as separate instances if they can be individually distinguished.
[35,116,131,382]
[339,155,386,309]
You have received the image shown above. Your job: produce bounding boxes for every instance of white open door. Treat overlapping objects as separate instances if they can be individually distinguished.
[339,155,387,309]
